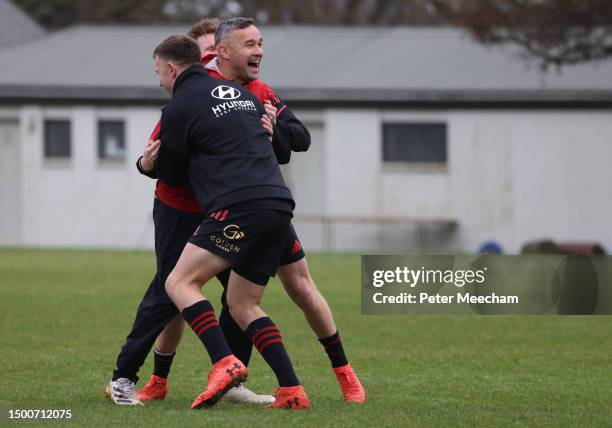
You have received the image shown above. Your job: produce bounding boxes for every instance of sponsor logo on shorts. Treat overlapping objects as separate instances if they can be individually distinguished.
[223,224,245,240]
[210,235,240,253]
[291,239,302,254]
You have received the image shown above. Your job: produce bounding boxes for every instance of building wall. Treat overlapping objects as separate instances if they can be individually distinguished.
[0,109,21,245]
[280,113,327,251]
[292,108,612,253]
[1,104,611,253]
[12,105,158,248]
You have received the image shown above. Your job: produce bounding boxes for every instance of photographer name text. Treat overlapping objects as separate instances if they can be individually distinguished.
[370,267,519,305]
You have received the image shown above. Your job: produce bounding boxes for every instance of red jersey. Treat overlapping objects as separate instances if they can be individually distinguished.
[150,54,284,213]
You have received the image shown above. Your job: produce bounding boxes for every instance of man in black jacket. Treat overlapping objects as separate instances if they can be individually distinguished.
[153,34,310,410]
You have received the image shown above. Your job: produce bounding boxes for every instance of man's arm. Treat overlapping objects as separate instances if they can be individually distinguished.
[276,107,311,152]
[264,87,311,152]
[136,119,162,179]
[271,124,291,164]
[136,139,161,179]
[261,106,291,164]
[155,106,190,186]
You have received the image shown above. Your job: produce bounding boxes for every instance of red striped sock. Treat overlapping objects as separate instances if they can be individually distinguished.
[245,317,300,387]
[318,331,349,368]
[182,300,231,364]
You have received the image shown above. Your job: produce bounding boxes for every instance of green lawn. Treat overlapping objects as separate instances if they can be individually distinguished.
[0,248,611,427]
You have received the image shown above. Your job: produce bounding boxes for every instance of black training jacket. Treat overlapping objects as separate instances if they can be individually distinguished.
[277,107,310,152]
[155,65,294,214]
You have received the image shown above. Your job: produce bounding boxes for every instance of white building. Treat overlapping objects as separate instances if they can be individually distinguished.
[1,7,612,252]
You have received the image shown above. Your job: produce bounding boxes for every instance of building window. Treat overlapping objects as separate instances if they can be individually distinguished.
[98,120,125,160]
[382,123,447,164]
[44,120,71,158]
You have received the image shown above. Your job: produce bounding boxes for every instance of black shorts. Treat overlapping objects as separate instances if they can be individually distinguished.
[189,203,292,285]
[279,224,305,266]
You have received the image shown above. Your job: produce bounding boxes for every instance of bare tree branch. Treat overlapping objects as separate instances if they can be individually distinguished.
[434,0,612,69]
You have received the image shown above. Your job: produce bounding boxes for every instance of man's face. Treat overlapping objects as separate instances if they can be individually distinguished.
[197,33,216,57]
[154,55,176,96]
[220,25,263,83]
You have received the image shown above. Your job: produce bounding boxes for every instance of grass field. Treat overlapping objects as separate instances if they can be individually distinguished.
[1,248,611,427]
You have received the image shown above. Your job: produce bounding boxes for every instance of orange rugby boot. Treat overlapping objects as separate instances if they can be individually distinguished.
[191,355,248,409]
[265,385,310,410]
[135,375,168,401]
[333,363,365,404]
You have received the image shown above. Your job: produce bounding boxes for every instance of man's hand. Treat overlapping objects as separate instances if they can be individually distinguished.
[140,139,161,171]
[261,115,274,142]
[263,100,277,125]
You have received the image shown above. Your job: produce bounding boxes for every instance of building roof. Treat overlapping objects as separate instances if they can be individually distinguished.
[0,0,44,48]
[1,24,612,106]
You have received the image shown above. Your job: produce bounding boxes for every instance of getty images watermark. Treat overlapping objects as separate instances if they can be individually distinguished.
[361,255,612,315]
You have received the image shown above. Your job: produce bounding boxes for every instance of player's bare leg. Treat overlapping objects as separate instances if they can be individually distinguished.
[156,315,185,352]
[278,258,365,404]
[164,243,229,310]
[226,272,267,329]
[227,271,310,409]
[278,258,336,337]
[165,244,247,409]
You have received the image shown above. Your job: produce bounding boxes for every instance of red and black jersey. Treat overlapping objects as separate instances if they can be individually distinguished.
[140,54,310,213]
[146,118,202,213]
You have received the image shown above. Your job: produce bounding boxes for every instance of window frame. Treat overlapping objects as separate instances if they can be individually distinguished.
[43,119,72,159]
[97,119,126,163]
[380,113,449,173]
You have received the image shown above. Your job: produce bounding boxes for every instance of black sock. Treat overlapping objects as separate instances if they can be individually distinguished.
[245,317,300,387]
[219,305,253,366]
[153,349,175,378]
[182,300,232,364]
[319,331,349,368]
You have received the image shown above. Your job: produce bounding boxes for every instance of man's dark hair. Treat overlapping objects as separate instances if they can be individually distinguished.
[153,34,201,67]
[215,17,256,46]
[188,18,220,39]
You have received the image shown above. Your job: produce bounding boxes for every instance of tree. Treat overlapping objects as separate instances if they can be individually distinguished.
[13,0,447,29]
[433,0,612,70]
[14,0,170,28]
[233,0,446,26]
